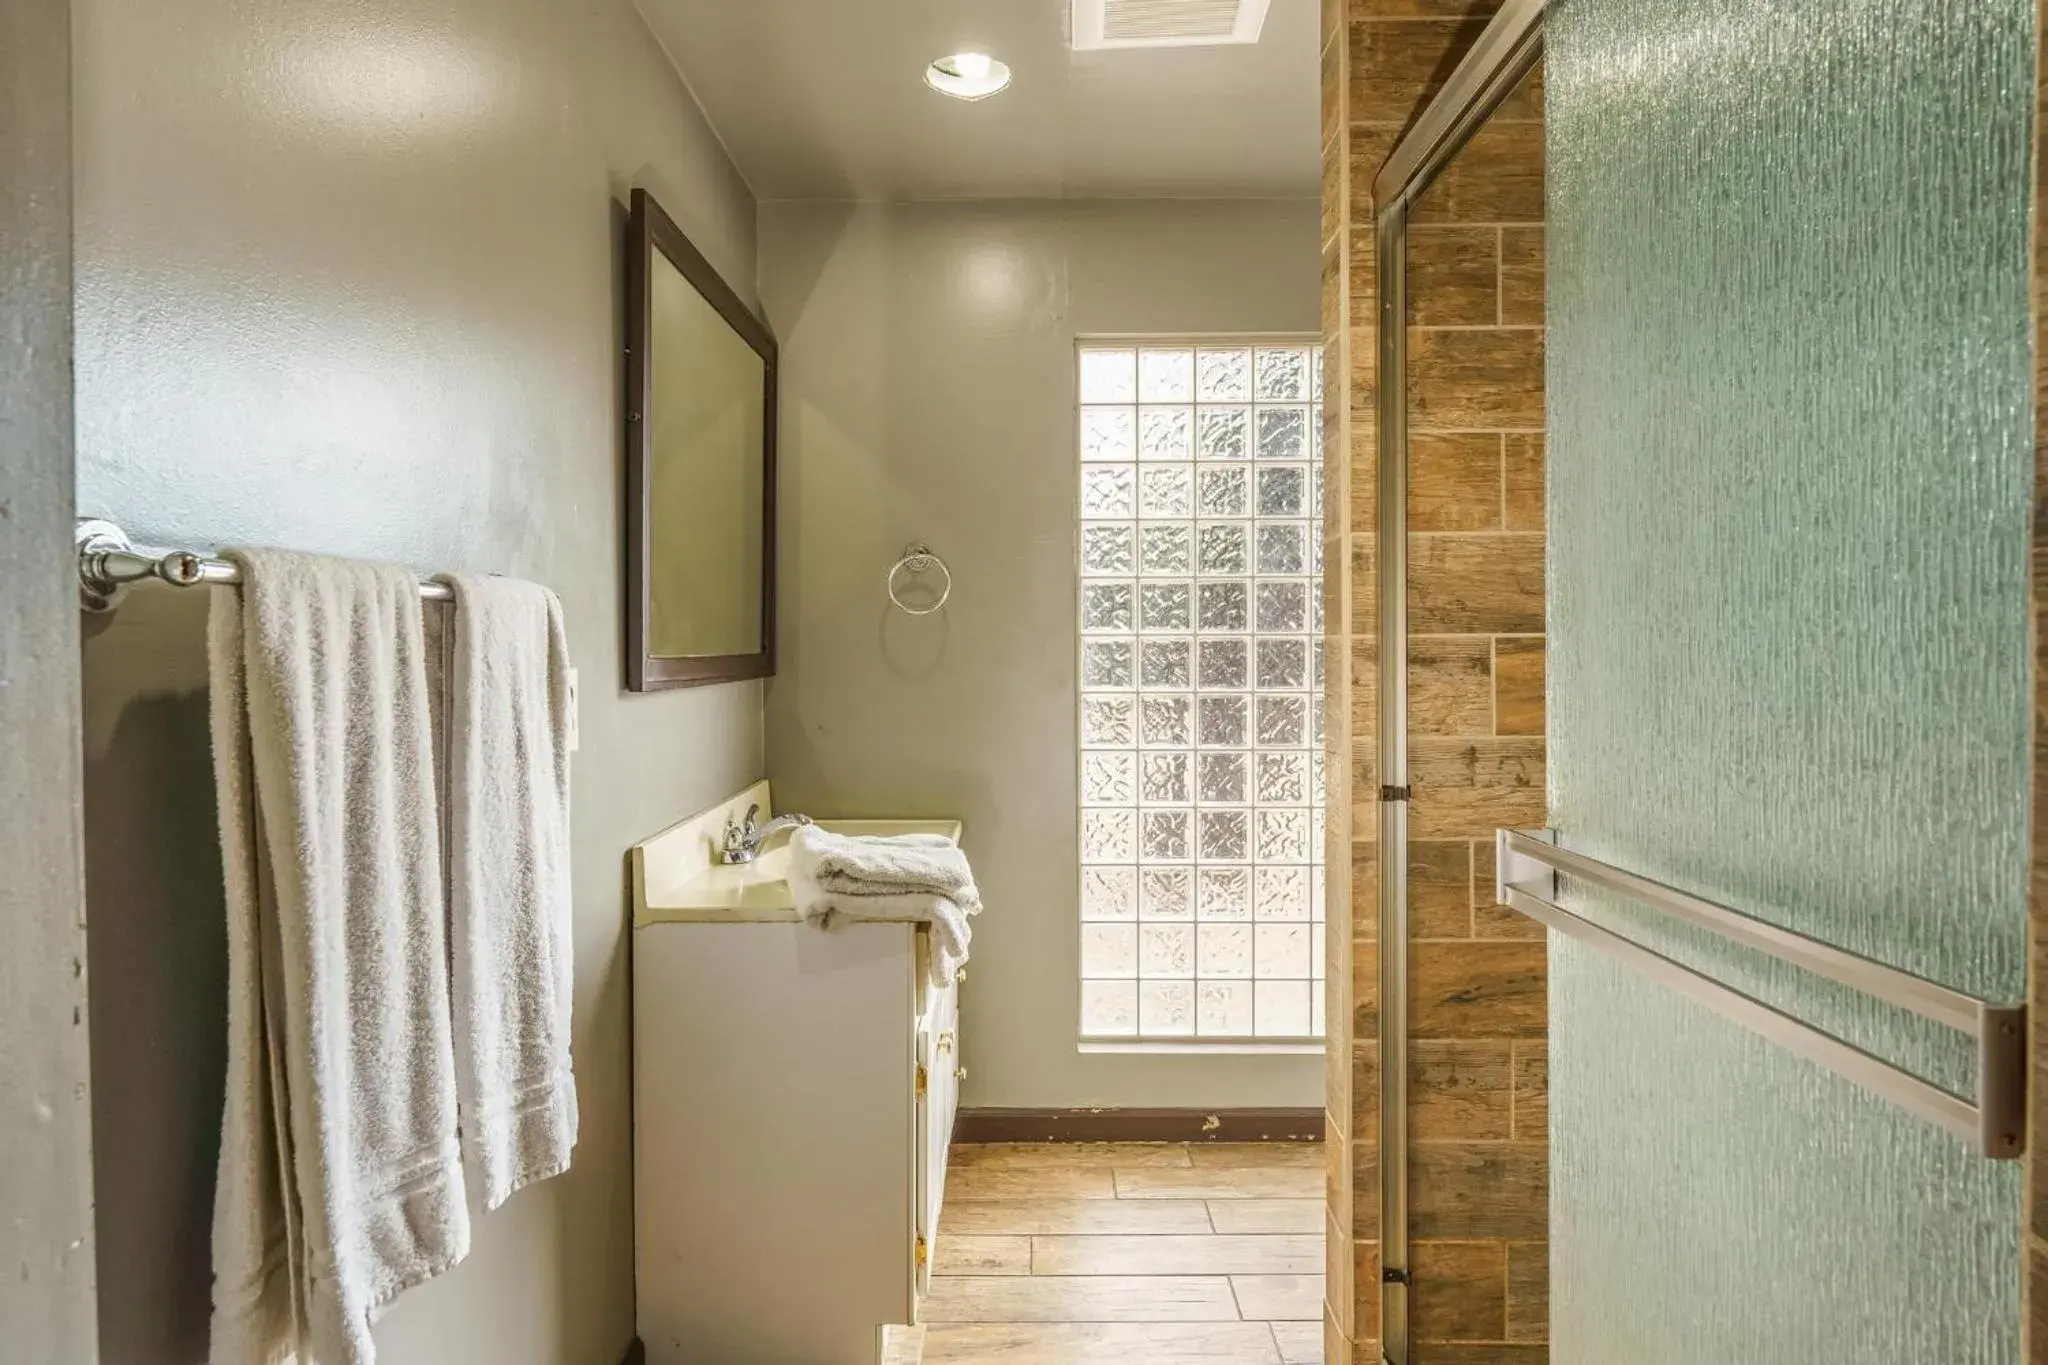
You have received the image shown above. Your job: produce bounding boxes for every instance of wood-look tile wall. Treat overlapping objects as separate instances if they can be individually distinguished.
[1323,3,1548,1360]
[1318,0,1359,1359]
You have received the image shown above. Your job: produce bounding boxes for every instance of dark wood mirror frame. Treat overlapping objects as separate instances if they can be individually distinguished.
[623,186,778,690]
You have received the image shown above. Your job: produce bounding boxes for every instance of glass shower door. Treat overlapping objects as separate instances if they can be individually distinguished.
[1543,0,2034,1359]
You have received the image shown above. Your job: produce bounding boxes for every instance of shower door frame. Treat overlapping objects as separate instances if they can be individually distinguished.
[1369,2,1546,1361]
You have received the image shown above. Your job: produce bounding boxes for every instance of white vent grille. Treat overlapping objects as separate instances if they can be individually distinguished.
[1072,0,1272,50]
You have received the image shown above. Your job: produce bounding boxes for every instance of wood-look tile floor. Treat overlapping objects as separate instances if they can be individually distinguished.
[915,1142,1325,1365]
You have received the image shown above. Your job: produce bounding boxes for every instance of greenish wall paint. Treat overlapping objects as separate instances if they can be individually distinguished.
[759,200,1326,1109]
[72,2,762,1360]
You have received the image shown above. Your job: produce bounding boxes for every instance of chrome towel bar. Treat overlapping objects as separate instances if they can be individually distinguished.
[1496,828,2026,1159]
[76,518,454,611]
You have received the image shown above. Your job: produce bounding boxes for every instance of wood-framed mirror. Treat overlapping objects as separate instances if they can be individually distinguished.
[624,186,777,690]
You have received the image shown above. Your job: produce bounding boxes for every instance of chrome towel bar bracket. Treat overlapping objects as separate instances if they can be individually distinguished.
[1496,828,2026,1160]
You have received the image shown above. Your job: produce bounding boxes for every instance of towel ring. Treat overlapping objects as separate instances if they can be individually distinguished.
[887,544,952,616]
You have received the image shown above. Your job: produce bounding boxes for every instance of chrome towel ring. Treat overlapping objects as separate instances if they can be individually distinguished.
[886,543,952,616]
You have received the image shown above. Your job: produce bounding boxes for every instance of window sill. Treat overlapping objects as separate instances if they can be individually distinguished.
[1078,1040,1324,1056]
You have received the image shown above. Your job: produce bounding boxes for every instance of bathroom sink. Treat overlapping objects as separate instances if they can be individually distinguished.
[630,783,962,925]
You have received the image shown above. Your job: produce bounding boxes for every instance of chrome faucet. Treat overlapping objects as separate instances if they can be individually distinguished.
[719,804,813,864]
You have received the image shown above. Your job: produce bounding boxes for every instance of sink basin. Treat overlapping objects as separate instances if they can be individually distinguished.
[631,783,963,925]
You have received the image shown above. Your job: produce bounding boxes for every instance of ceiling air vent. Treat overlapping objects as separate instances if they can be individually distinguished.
[1071,0,1273,50]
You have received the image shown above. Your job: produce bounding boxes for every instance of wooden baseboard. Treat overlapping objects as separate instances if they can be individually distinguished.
[954,1107,1323,1143]
[620,1338,644,1365]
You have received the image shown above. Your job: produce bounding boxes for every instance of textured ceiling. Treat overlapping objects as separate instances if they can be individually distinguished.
[634,0,1321,200]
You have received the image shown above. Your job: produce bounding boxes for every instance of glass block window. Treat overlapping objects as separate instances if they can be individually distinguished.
[1078,342,1326,1041]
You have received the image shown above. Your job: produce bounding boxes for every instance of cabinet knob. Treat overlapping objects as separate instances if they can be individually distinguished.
[954,1065,968,1082]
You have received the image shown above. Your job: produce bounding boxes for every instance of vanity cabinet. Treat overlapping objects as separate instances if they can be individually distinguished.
[631,785,965,1365]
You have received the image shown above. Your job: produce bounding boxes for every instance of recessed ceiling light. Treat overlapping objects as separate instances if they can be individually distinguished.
[925,51,1012,101]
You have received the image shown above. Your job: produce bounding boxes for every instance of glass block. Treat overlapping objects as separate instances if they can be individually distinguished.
[1139,924,1193,977]
[1081,465,1136,519]
[1139,347,1195,401]
[1255,407,1308,461]
[1197,924,1253,980]
[1139,466,1192,517]
[1140,407,1192,461]
[1081,809,1134,862]
[1140,525,1191,575]
[1198,867,1252,920]
[1141,809,1191,862]
[1139,695,1191,747]
[1256,466,1306,516]
[1255,581,1308,632]
[1141,752,1189,804]
[1256,638,1308,689]
[1139,583,1191,632]
[1197,582,1248,630]
[1081,640,1133,689]
[1081,866,1137,918]
[1196,348,1251,401]
[1140,868,1194,920]
[1311,698,1327,747]
[1198,466,1249,517]
[1254,923,1311,977]
[1197,637,1248,690]
[1081,923,1136,978]
[1198,696,1248,748]
[1253,347,1310,400]
[1079,349,1136,402]
[1081,583,1133,632]
[1139,981,1195,1036]
[1255,524,1307,575]
[1255,816,1311,871]
[1197,751,1249,804]
[1197,408,1248,460]
[1257,697,1308,749]
[1310,987,1325,1039]
[1198,810,1249,862]
[1080,696,1133,747]
[1081,751,1134,805]
[1082,524,1134,576]
[1255,865,1311,921]
[1197,525,1248,576]
[1141,638,1191,687]
[1256,752,1309,804]
[1253,980,1310,1038]
[1081,980,1137,1036]
[1198,980,1255,1036]
[1082,407,1136,461]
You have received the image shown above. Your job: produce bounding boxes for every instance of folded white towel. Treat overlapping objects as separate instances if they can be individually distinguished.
[786,827,980,985]
[440,573,578,1212]
[791,827,982,910]
[208,550,469,1365]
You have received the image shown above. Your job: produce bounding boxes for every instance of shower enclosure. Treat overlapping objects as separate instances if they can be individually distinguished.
[1369,0,2036,1361]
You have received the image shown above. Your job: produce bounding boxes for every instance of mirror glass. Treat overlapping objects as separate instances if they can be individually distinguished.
[646,247,766,659]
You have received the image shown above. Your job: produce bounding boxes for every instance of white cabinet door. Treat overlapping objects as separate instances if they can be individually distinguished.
[916,981,959,1304]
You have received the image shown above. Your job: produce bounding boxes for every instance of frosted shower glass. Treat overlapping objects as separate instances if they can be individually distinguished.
[1546,0,2033,1360]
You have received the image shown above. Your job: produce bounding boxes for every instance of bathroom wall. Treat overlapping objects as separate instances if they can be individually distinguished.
[757,199,1325,1110]
[1,1,98,1360]
[1323,4,1551,1362]
[70,1,761,1361]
